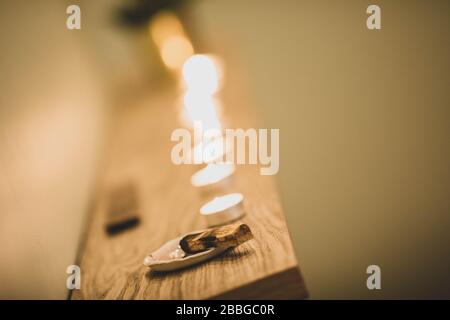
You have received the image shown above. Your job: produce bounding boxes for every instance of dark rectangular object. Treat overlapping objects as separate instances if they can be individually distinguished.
[105,184,140,235]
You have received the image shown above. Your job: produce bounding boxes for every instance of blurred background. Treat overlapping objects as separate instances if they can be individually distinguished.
[0,0,449,299]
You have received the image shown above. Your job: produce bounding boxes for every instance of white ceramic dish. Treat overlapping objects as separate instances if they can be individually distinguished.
[143,233,227,272]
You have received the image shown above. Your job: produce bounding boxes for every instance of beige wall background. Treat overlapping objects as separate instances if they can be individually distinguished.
[0,0,151,298]
[0,0,108,299]
[192,0,450,298]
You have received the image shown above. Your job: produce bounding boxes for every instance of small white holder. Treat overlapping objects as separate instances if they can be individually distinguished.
[200,193,245,227]
[191,163,235,196]
[143,232,227,272]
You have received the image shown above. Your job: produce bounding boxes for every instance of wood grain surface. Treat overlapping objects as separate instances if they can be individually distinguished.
[70,70,307,299]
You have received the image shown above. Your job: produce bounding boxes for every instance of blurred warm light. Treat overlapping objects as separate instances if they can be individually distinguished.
[193,134,232,164]
[150,11,184,47]
[149,11,193,71]
[160,35,194,70]
[183,92,221,130]
[150,11,226,145]
[205,54,225,89]
[182,55,224,131]
[182,55,220,95]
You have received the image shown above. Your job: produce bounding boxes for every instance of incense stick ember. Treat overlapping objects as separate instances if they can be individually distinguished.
[179,223,253,254]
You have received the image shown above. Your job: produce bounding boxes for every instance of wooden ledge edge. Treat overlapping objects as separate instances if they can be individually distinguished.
[209,266,308,300]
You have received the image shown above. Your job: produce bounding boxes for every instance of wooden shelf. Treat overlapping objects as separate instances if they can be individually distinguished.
[71,77,307,299]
